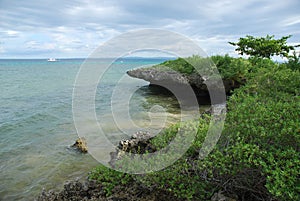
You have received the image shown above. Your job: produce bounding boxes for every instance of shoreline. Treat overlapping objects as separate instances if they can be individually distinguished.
[36,177,183,201]
[36,106,216,201]
[36,54,299,201]
[36,56,227,201]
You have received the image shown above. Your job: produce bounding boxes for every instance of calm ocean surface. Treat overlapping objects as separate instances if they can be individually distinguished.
[0,58,188,200]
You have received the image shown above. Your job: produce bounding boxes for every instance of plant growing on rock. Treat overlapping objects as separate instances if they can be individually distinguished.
[89,53,300,201]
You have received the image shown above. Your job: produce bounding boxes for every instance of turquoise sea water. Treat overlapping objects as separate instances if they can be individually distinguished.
[0,58,186,200]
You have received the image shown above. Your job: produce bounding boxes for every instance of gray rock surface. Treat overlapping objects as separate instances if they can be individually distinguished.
[109,131,156,168]
[36,177,181,201]
[127,68,242,96]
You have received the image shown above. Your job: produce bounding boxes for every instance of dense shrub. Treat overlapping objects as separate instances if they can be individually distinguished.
[89,55,299,201]
[142,58,299,200]
[136,116,214,200]
[220,95,300,200]
[202,62,299,200]
[153,54,252,82]
[155,57,196,74]
[243,62,299,97]
[285,51,300,71]
[89,165,133,196]
[211,54,251,82]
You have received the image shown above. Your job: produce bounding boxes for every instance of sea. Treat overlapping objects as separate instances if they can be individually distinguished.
[0,58,209,200]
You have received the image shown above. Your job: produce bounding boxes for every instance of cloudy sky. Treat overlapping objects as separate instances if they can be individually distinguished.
[0,0,299,58]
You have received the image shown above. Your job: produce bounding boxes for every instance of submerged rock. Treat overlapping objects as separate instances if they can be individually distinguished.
[72,137,88,153]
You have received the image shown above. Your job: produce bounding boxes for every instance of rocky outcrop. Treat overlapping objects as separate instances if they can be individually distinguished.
[109,131,156,168]
[38,126,240,201]
[37,131,182,201]
[36,177,181,201]
[127,68,190,85]
[36,180,104,201]
[72,137,88,153]
[127,68,243,96]
[118,131,155,153]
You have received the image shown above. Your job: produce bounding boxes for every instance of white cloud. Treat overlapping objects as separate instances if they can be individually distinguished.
[0,30,20,38]
[24,40,56,55]
[281,15,300,27]
[0,0,299,58]
[193,35,238,56]
[6,30,20,37]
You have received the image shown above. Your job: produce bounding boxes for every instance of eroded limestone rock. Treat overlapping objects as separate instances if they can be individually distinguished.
[72,137,88,153]
[109,131,155,167]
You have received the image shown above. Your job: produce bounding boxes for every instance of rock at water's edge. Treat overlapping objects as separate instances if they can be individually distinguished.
[127,68,244,96]
[109,131,155,167]
[72,137,88,153]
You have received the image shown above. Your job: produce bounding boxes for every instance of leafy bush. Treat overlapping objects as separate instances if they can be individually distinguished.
[138,158,214,200]
[153,54,252,83]
[211,54,251,82]
[218,93,300,200]
[242,62,300,97]
[140,57,300,200]
[285,51,300,71]
[137,116,214,200]
[155,57,196,74]
[209,63,300,200]
[89,55,299,201]
[89,165,133,196]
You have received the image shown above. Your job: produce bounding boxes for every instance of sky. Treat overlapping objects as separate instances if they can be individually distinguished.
[0,0,299,58]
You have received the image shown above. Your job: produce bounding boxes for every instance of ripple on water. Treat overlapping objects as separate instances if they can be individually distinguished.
[0,59,210,200]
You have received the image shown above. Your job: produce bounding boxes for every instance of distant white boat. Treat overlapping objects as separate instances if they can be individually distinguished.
[47,58,57,62]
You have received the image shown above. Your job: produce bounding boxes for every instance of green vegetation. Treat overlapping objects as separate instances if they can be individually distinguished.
[89,36,300,201]
[229,35,299,59]
[158,57,196,74]
[152,54,251,80]
[89,165,133,196]
[286,51,300,71]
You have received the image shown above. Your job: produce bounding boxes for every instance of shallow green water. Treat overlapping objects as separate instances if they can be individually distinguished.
[0,58,199,200]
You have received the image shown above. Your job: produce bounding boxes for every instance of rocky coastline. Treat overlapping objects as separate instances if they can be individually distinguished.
[127,67,244,96]
[36,177,181,201]
[37,66,237,201]
[37,129,235,201]
[36,132,182,201]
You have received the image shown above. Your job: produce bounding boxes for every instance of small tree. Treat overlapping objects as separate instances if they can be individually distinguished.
[229,35,299,59]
